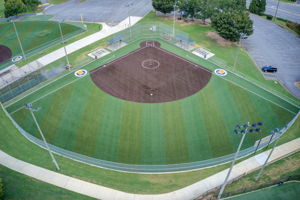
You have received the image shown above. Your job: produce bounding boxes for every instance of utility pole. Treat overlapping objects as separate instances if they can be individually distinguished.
[273,0,280,21]
[25,104,60,171]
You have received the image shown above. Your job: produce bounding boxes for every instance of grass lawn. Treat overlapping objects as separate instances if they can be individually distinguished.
[227,182,300,200]
[0,20,85,70]
[48,0,69,4]
[0,0,4,18]
[224,151,300,195]
[0,165,94,200]
[1,102,299,194]
[7,38,297,166]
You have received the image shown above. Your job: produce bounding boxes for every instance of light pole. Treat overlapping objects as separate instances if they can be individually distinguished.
[58,21,71,70]
[125,2,134,41]
[255,128,280,181]
[217,121,264,199]
[173,1,178,37]
[273,0,280,21]
[25,104,60,171]
[12,21,26,61]
[233,33,247,72]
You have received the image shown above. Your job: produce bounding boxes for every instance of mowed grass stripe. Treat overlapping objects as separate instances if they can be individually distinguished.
[163,102,189,164]
[95,97,122,162]
[11,108,40,138]
[73,81,106,156]
[198,77,233,157]
[52,78,92,150]
[223,78,267,148]
[180,95,212,161]
[118,102,142,164]
[36,83,76,142]
[141,104,166,164]
[209,77,245,149]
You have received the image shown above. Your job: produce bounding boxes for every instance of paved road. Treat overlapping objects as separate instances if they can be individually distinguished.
[247,0,300,23]
[241,14,300,98]
[44,0,153,23]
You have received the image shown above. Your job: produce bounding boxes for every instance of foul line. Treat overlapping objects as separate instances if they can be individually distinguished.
[219,75,297,115]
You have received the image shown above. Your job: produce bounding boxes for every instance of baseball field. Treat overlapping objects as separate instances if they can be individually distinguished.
[0,19,84,69]
[6,38,298,166]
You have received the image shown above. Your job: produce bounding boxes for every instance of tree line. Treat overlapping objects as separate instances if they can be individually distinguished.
[4,0,41,18]
[153,0,267,42]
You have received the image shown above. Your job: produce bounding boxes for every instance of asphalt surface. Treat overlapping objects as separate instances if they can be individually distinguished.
[247,0,300,23]
[241,14,300,98]
[44,0,153,23]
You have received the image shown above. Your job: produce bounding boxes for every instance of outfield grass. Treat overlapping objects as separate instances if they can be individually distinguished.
[0,165,94,200]
[8,38,297,166]
[1,102,299,194]
[0,20,84,69]
[227,182,300,200]
[16,22,102,67]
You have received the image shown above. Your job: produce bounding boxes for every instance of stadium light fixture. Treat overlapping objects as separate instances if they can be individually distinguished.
[25,104,60,171]
[217,121,264,199]
[58,21,71,70]
[255,128,281,181]
[125,2,134,40]
[173,1,178,37]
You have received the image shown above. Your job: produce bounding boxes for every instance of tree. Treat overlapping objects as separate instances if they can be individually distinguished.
[211,9,253,42]
[23,0,41,11]
[152,0,175,14]
[196,0,215,23]
[249,0,265,15]
[4,0,26,18]
[178,0,199,19]
[259,0,266,14]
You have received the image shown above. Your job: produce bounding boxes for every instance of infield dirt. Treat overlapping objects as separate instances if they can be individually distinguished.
[91,40,212,103]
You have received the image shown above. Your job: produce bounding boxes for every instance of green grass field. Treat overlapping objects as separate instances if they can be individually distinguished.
[227,182,300,200]
[0,20,84,69]
[7,38,298,166]
[0,165,93,200]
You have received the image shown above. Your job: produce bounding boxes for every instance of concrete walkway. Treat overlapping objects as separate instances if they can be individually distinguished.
[1,138,299,200]
[0,16,142,89]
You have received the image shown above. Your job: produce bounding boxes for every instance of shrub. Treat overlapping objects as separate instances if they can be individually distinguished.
[266,14,273,20]
[286,22,300,35]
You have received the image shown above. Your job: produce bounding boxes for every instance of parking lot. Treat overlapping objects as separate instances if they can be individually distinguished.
[44,0,153,23]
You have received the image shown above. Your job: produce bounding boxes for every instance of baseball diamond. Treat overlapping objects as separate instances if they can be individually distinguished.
[8,38,297,167]
[91,41,212,103]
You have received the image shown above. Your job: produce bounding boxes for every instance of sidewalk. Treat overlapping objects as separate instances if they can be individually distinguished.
[0,138,299,200]
[0,16,142,89]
